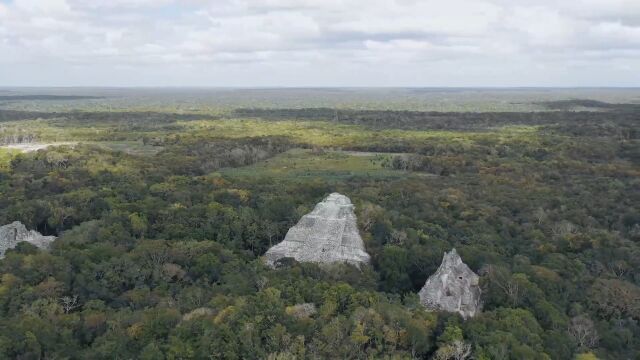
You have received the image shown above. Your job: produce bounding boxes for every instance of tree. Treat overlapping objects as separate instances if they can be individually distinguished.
[435,324,472,360]
[60,295,80,314]
[350,323,370,353]
[588,278,640,320]
[484,265,522,307]
[378,245,411,293]
[568,315,599,350]
[434,340,472,360]
[129,213,148,238]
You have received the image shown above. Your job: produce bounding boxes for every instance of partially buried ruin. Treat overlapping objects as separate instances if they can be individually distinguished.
[0,221,56,258]
[419,249,482,319]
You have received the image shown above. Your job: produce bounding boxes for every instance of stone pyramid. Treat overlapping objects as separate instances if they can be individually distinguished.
[264,193,370,267]
[418,249,481,319]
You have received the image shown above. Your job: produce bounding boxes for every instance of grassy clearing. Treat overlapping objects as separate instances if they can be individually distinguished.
[3,114,545,154]
[0,140,161,158]
[219,148,407,180]
[88,141,164,156]
[181,119,542,149]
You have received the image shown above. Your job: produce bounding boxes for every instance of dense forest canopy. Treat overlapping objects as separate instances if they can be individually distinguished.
[0,89,638,359]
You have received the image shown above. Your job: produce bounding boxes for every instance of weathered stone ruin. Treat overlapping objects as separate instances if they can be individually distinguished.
[182,307,215,321]
[418,249,481,319]
[286,303,317,319]
[0,221,56,258]
[264,193,370,267]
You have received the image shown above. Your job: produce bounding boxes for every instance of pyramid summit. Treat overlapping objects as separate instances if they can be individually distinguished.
[264,193,370,267]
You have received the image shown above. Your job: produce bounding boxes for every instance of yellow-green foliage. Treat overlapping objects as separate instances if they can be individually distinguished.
[180,118,540,149]
[0,148,19,170]
[220,148,403,179]
[575,353,598,360]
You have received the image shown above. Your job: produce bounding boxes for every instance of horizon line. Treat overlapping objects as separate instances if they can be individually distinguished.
[1,86,640,90]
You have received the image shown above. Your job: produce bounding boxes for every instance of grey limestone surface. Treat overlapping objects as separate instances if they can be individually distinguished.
[265,193,370,267]
[418,249,482,319]
[0,221,56,258]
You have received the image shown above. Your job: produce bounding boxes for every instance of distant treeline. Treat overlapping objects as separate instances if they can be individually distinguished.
[234,106,640,138]
[537,99,640,111]
[0,95,102,101]
[0,109,217,124]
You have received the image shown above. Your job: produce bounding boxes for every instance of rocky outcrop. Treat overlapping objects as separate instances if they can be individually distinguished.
[264,193,370,267]
[418,249,481,319]
[0,221,56,258]
[182,307,215,321]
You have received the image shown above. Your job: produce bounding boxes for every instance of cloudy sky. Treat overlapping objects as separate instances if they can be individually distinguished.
[0,0,639,87]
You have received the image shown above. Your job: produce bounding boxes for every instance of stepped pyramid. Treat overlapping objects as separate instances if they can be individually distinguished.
[265,193,370,267]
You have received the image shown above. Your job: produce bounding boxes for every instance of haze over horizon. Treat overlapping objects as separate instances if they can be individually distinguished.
[1,0,639,87]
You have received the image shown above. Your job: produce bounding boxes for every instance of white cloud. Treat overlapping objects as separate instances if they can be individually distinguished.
[0,0,638,86]
[329,0,502,37]
[13,0,72,14]
[590,22,640,47]
[72,0,174,9]
[504,6,580,47]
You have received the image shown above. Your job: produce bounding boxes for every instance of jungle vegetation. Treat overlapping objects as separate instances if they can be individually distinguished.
[0,89,638,359]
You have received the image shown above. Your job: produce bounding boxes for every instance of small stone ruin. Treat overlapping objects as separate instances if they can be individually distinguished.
[0,221,56,258]
[418,249,481,319]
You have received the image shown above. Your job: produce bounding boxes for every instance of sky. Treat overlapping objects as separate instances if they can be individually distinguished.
[0,0,639,87]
